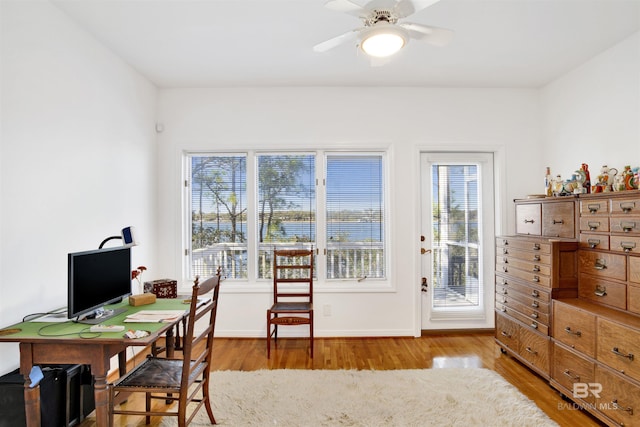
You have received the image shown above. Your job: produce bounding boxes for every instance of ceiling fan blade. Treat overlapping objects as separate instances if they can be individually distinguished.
[393,0,416,18]
[313,29,361,53]
[407,0,441,13]
[400,22,454,47]
[324,0,367,17]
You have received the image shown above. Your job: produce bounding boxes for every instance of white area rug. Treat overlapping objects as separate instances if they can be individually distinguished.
[162,369,558,426]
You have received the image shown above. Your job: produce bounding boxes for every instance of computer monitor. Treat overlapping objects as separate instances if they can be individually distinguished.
[68,246,131,323]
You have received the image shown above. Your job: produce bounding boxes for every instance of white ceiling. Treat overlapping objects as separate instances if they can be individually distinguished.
[51,0,640,89]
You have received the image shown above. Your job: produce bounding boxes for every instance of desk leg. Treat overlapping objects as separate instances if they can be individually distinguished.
[166,326,175,358]
[118,351,127,376]
[19,343,41,427]
[93,371,110,426]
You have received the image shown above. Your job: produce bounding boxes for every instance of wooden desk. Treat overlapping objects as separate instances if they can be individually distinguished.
[0,298,188,427]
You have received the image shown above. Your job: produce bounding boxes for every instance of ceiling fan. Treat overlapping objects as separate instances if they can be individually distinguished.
[313,0,453,60]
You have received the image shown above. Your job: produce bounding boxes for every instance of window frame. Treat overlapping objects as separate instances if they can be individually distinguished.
[183,149,392,291]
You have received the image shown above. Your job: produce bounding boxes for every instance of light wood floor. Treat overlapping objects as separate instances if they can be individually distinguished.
[81,333,605,426]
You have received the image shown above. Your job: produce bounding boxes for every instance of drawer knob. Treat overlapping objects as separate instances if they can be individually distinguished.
[594,260,607,270]
[552,219,564,225]
[588,204,601,214]
[500,331,511,338]
[611,347,634,361]
[562,369,580,381]
[564,326,582,337]
[612,399,633,415]
[594,286,607,297]
[588,221,600,231]
[621,242,636,253]
[525,346,537,354]
[620,202,636,213]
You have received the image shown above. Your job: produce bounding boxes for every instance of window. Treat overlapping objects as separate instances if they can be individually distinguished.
[186,151,386,283]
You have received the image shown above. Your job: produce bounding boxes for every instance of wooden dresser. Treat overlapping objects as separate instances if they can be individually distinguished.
[495,196,579,378]
[496,191,640,427]
[550,191,640,427]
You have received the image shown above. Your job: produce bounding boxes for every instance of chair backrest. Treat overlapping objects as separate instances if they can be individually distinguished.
[180,269,222,384]
[273,248,314,304]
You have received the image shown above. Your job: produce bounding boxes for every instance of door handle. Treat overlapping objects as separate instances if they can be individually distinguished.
[421,248,431,254]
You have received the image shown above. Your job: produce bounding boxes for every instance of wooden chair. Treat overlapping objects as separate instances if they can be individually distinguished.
[109,269,222,426]
[267,248,314,358]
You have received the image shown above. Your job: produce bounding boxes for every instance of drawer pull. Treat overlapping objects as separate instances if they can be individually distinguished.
[532,265,540,272]
[503,248,508,254]
[552,219,564,225]
[562,369,580,381]
[594,259,607,270]
[530,322,538,329]
[531,290,539,298]
[531,301,539,308]
[588,204,601,213]
[588,221,600,231]
[533,243,540,251]
[620,202,636,213]
[612,400,633,415]
[525,346,537,355]
[501,279,508,286]
[503,266,508,273]
[530,312,538,319]
[532,275,540,283]
[502,289,508,295]
[611,347,634,361]
[500,331,511,338]
[533,255,541,261]
[564,327,581,337]
[594,286,607,297]
[620,221,636,232]
[503,257,508,263]
[503,239,508,245]
[500,306,507,312]
[621,241,637,253]
[524,219,535,224]
[587,238,600,249]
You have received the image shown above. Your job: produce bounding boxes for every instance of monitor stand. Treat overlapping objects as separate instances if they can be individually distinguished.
[78,307,128,324]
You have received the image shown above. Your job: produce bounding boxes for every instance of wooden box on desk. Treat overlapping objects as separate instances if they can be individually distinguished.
[144,279,178,298]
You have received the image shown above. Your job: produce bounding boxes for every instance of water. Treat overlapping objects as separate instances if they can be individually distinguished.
[195,221,383,242]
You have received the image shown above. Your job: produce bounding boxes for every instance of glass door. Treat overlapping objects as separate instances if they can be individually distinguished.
[420,152,495,329]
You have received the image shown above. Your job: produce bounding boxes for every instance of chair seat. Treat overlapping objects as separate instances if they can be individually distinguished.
[270,302,312,312]
[115,357,205,390]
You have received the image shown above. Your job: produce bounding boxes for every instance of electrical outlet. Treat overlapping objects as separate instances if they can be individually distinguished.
[323,304,331,316]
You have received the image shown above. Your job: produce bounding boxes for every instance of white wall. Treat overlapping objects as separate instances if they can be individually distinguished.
[0,1,157,374]
[156,87,541,338]
[541,32,640,182]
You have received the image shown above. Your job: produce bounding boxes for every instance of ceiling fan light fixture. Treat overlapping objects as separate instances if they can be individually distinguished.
[360,23,407,58]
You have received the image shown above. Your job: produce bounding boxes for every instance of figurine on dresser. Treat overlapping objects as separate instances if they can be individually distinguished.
[593,165,618,193]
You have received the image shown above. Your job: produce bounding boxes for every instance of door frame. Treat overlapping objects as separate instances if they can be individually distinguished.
[413,145,507,336]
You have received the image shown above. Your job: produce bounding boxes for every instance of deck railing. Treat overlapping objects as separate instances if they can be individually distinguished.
[192,242,385,280]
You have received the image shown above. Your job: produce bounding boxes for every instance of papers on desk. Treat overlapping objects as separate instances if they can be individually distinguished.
[124,310,186,323]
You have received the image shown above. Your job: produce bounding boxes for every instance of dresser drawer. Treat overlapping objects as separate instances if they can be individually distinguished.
[578,250,626,281]
[579,273,626,310]
[610,215,640,234]
[495,312,519,351]
[495,274,550,304]
[595,365,640,427]
[497,245,551,264]
[542,202,575,238]
[553,301,596,357]
[497,237,550,254]
[578,233,610,250]
[496,286,550,314]
[631,256,640,284]
[508,308,549,335]
[610,235,640,254]
[580,199,609,215]
[610,197,640,215]
[519,328,549,372]
[496,294,549,325]
[597,318,640,382]
[497,256,551,276]
[629,285,640,315]
[552,343,596,405]
[515,203,541,235]
[579,217,610,233]
[499,264,550,287]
